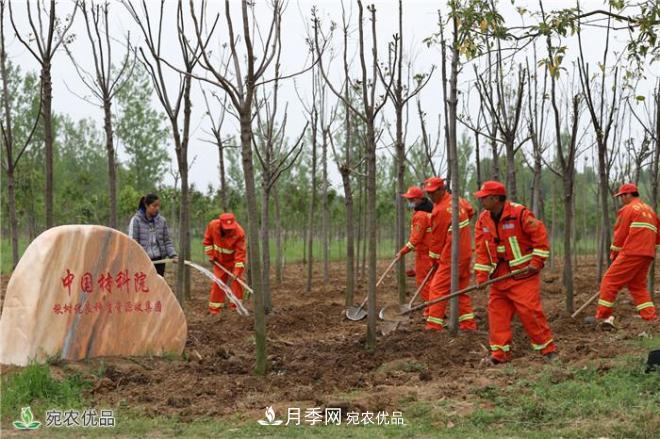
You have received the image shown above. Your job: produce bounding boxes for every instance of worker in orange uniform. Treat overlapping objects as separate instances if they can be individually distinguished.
[396,186,434,315]
[473,181,556,364]
[594,183,658,322]
[424,177,477,331]
[203,212,247,314]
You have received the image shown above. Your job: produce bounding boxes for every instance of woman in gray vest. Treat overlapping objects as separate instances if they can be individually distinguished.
[128,193,177,276]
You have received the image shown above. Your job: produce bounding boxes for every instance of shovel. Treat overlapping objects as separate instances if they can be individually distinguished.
[571,291,600,319]
[345,254,400,321]
[380,265,437,335]
[379,268,527,322]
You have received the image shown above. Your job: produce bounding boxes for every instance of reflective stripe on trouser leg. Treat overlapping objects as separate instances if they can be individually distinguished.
[426,263,451,326]
[507,274,556,354]
[428,261,472,327]
[596,254,647,319]
[209,265,228,310]
[488,284,515,360]
[627,256,657,320]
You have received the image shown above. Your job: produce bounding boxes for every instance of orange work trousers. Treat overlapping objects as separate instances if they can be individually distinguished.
[208,263,244,314]
[488,271,556,362]
[415,253,434,302]
[425,259,476,331]
[596,254,657,321]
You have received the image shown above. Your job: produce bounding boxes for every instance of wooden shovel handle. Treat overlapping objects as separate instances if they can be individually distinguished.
[151,258,177,265]
[407,265,437,307]
[404,268,527,315]
[571,291,600,319]
[213,261,254,294]
[376,254,401,288]
[353,255,403,312]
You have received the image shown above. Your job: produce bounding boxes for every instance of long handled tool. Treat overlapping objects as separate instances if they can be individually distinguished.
[379,269,527,322]
[148,258,249,316]
[345,254,400,321]
[213,261,254,301]
[380,265,437,334]
[150,258,177,265]
[571,291,600,319]
[185,260,250,316]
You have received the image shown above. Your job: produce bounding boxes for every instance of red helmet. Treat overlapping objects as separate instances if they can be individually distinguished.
[614,183,638,197]
[474,181,507,198]
[401,186,424,199]
[219,212,237,230]
[423,177,445,193]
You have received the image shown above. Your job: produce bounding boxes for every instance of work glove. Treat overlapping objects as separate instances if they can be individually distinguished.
[526,262,541,275]
[171,255,178,264]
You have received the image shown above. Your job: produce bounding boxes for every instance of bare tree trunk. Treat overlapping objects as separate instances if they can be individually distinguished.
[8,0,78,230]
[361,175,367,278]
[0,5,22,267]
[219,140,228,212]
[103,99,118,228]
[41,62,54,228]
[261,188,272,312]
[505,139,517,201]
[531,148,542,218]
[490,125,500,180]
[562,174,575,312]
[447,13,460,334]
[274,187,284,283]
[6,169,19,266]
[322,128,330,283]
[178,72,193,301]
[356,172,363,279]
[365,122,378,350]
[650,86,660,297]
[341,167,355,305]
[475,131,482,188]
[239,108,266,374]
[550,179,557,271]
[394,0,406,305]
[597,144,610,280]
[306,108,318,293]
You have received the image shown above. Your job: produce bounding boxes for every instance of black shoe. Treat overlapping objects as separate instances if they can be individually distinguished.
[543,352,558,363]
[583,316,597,326]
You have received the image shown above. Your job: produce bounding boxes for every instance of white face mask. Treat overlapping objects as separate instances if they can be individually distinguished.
[407,201,416,209]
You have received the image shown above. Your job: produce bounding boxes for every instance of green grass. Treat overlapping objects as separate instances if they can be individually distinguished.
[1,363,92,422]
[3,354,658,437]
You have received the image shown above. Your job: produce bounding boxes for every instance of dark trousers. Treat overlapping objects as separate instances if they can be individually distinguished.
[152,259,166,277]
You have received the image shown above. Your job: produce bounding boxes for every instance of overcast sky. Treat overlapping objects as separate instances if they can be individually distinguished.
[6,0,658,193]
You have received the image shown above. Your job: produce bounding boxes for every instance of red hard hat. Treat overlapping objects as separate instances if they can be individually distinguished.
[401,186,424,199]
[423,177,445,193]
[474,181,507,198]
[219,212,237,230]
[614,183,638,197]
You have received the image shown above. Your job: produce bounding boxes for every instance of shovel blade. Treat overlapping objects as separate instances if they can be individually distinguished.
[380,321,400,335]
[345,306,368,321]
[379,304,410,322]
